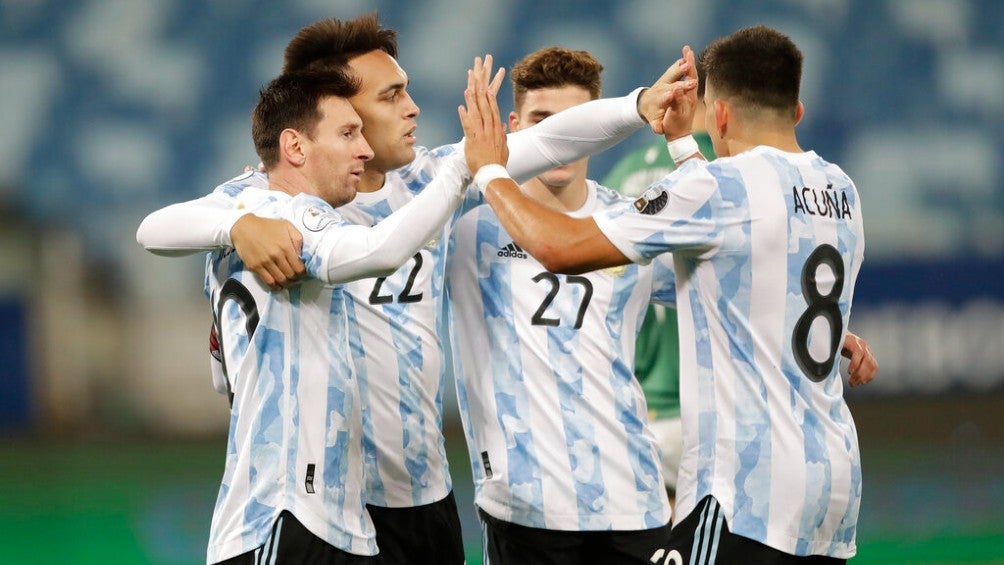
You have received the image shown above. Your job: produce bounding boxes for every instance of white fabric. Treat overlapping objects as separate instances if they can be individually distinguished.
[593,146,865,558]
[446,180,677,531]
[206,188,377,562]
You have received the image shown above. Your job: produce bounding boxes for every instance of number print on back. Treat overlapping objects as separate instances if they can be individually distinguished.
[791,244,845,382]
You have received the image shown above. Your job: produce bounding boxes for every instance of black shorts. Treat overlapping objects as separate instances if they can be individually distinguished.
[478,507,672,565]
[367,491,464,565]
[664,495,847,565]
[216,510,375,565]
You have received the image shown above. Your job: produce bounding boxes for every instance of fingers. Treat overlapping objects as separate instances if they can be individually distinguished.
[481,54,492,85]
[488,67,505,96]
[483,80,502,136]
[682,45,697,81]
[843,333,878,387]
[285,224,306,278]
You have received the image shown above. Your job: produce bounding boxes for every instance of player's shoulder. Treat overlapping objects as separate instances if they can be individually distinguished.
[233,186,290,218]
[213,170,269,197]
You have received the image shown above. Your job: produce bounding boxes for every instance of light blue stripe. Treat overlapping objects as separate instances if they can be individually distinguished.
[707,500,725,564]
[285,287,301,510]
[689,498,713,565]
[323,288,356,551]
[268,514,284,565]
[545,271,606,529]
[477,211,544,527]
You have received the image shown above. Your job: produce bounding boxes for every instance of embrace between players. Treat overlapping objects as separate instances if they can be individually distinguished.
[138,12,878,565]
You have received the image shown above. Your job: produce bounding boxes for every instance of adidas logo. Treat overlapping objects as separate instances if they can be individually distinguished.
[497,242,528,259]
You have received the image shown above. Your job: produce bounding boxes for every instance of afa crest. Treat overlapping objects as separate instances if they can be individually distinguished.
[633,189,668,215]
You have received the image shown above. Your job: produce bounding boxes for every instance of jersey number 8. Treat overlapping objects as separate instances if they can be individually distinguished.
[792,244,844,382]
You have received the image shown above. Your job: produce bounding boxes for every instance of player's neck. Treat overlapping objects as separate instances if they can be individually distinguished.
[728,126,802,156]
[358,168,386,193]
[522,177,588,213]
[267,170,307,198]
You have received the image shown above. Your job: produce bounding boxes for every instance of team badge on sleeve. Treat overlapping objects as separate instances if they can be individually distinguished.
[633,188,668,215]
[302,206,338,232]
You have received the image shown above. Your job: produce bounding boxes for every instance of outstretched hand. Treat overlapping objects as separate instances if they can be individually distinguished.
[458,55,509,176]
[468,54,506,96]
[638,45,699,137]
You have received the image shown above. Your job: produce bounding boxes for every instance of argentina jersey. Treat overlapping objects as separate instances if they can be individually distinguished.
[206,152,481,510]
[445,180,675,531]
[205,188,375,562]
[593,147,865,558]
[334,144,481,508]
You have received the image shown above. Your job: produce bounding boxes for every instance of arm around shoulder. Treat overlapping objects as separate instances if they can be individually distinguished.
[136,193,249,256]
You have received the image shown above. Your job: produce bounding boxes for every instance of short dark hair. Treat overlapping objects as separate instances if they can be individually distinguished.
[699,25,802,115]
[283,12,398,74]
[251,69,361,167]
[510,46,603,112]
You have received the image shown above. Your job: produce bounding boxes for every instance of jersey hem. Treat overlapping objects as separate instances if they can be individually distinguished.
[706,487,857,560]
[475,498,671,532]
[207,504,378,563]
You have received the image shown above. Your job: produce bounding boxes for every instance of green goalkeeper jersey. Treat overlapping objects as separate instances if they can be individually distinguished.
[601,133,715,420]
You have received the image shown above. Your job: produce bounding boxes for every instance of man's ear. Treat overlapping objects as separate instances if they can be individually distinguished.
[794,101,805,126]
[508,111,520,132]
[714,99,729,139]
[280,128,306,166]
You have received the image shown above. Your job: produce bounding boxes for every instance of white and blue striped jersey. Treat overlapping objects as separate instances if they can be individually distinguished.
[205,188,376,563]
[209,151,480,510]
[593,147,865,558]
[334,144,485,508]
[445,180,677,531]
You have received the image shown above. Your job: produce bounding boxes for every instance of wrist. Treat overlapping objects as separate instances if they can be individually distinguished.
[666,134,699,164]
[223,210,253,247]
[473,164,511,193]
[635,87,650,123]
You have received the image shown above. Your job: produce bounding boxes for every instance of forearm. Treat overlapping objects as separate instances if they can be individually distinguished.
[505,88,646,183]
[481,171,626,274]
[321,158,468,283]
[136,196,246,256]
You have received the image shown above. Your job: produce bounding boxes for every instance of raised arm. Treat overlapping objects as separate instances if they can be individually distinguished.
[308,155,470,284]
[502,50,697,183]
[459,74,629,274]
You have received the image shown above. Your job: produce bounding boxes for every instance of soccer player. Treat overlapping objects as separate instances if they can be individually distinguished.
[451,44,875,564]
[135,13,692,564]
[460,25,870,563]
[446,46,679,564]
[604,75,877,516]
[193,68,472,564]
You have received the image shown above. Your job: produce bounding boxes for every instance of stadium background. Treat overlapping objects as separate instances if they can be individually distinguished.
[1,0,1002,563]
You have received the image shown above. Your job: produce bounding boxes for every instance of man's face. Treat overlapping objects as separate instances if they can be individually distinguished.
[301,96,374,207]
[509,85,592,189]
[347,50,420,173]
